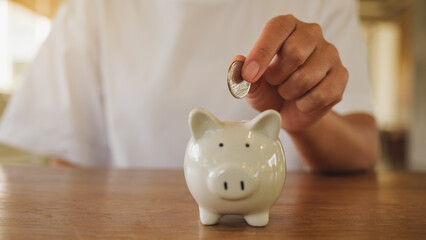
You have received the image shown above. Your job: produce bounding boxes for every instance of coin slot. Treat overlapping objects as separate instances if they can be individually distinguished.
[240,181,245,191]
[224,181,228,190]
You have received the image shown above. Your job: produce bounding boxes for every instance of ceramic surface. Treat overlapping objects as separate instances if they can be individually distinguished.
[184,108,286,227]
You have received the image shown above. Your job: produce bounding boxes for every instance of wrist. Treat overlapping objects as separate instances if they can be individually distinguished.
[282,109,334,135]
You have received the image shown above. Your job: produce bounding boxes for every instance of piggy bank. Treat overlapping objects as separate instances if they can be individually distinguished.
[184,108,286,227]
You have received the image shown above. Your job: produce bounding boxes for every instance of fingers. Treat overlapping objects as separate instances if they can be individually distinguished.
[263,26,318,86]
[276,43,336,100]
[296,65,348,113]
[229,54,283,112]
[241,14,348,125]
[242,15,297,83]
[230,55,246,65]
[247,77,283,113]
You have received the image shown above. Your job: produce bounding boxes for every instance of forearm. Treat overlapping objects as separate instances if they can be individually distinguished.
[288,111,380,172]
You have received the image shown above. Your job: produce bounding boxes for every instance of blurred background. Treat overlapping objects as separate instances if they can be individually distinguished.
[0,0,425,170]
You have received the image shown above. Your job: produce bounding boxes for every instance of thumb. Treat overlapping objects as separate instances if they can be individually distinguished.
[247,78,282,113]
[242,15,297,83]
[229,55,246,65]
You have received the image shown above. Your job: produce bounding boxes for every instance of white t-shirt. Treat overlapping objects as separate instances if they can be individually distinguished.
[0,0,373,170]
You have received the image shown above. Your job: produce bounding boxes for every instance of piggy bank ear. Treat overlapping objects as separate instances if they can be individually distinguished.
[247,110,282,140]
[189,108,223,140]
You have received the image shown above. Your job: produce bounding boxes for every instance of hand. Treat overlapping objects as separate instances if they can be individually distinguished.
[235,15,348,133]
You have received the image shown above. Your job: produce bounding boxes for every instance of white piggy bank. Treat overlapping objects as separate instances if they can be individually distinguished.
[184,108,286,227]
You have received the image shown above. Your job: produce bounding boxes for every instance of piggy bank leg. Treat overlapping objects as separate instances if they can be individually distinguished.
[244,209,269,227]
[199,207,221,225]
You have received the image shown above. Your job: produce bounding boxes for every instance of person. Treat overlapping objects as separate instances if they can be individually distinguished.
[0,0,379,172]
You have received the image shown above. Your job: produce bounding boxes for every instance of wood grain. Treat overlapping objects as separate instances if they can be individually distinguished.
[0,166,425,239]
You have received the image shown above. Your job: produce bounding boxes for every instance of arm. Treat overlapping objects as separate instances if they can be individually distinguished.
[288,111,379,172]
[236,15,379,172]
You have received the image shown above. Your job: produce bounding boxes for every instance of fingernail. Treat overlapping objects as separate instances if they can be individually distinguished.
[244,61,260,81]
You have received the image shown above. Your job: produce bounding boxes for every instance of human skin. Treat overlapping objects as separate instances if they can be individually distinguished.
[52,15,379,171]
[234,15,379,172]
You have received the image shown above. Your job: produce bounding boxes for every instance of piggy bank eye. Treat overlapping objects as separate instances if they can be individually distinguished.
[245,143,250,148]
[219,143,224,147]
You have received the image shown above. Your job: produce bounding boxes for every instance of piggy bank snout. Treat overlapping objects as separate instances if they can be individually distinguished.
[207,167,259,201]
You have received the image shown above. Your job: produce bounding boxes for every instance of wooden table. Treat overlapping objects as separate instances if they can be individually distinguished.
[0,166,425,239]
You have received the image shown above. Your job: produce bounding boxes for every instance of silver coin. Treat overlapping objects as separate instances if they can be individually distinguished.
[227,60,251,99]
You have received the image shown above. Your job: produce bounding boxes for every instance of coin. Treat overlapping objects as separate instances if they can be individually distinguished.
[227,60,251,99]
